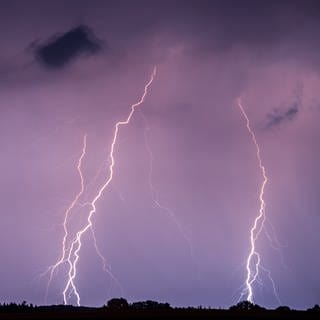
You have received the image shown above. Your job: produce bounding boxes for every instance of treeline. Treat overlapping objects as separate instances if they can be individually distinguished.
[0,298,319,313]
[105,297,171,310]
[229,300,320,313]
[0,301,36,313]
[0,298,171,313]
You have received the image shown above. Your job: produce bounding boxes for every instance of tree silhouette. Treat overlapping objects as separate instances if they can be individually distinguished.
[308,304,320,312]
[276,306,291,311]
[131,300,171,310]
[106,297,129,310]
[229,300,265,311]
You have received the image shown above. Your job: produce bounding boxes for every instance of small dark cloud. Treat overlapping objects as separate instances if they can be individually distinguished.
[266,104,299,128]
[285,105,299,119]
[35,25,101,69]
[265,83,303,129]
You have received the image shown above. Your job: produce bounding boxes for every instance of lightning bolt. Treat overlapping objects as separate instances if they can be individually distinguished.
[139,109,195,258]
[62,66,157,305]
[43,133,87,303]
[237,98,279,304]
[90,228,124,297]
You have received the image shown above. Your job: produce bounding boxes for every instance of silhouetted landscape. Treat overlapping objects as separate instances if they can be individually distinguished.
[0,299,319,319]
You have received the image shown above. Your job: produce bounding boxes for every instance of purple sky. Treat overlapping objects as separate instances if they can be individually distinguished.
[0,0,320,309]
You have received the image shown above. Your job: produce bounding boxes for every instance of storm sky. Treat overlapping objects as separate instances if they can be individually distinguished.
[0,0,320,309]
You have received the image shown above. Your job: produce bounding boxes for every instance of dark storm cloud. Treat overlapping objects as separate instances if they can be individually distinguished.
[265,85,303,128]
[266,104,299,128]
[35,25,101,69]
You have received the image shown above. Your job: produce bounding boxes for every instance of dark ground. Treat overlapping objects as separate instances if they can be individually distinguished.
[0,306,319,320]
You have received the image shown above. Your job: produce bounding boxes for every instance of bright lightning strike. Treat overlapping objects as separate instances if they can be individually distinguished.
[43,133,87,303]
[237,98,279,304]
[62,66,157,306]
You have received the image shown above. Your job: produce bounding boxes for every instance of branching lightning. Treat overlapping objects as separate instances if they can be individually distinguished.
[90,227,124,297]
[43,133,87,303]
[237,98,280,304]
[139,110,194,258]
[60,66,157,305]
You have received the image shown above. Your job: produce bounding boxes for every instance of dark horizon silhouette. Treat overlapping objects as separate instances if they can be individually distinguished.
[0,298,319,319]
